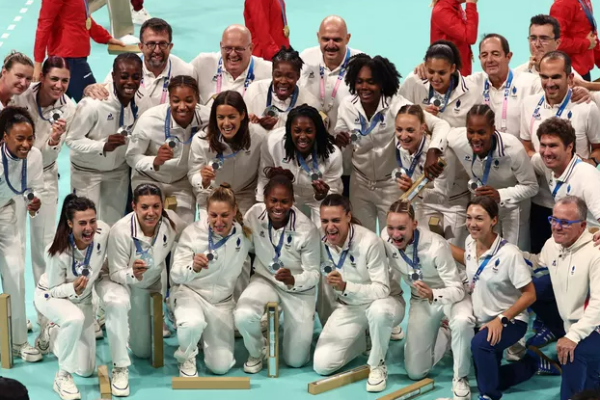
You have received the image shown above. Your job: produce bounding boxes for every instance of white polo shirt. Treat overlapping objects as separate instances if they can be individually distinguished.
[381,227,465,305]
[531,153,600,224]
[104,54,193,116]
[464,234,532,326]
[190,53,272,105]
[299,46,362,132]
[400,71,481,128]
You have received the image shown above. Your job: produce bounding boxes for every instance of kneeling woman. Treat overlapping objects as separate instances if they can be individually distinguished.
[235,168,320,373]
[170,184,251,377]
[95,184,182,396]
[313,194,404,393]
[34,195,110,400]
[258,104,343,224]
[465,196,537,400]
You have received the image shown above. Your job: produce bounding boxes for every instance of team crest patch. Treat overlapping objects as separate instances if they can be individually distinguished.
[308,71,315,78]
[511,86,518,97]
[453,99,461,113]
[349,254,356,267]
[236,237,241,251]
[260,231,265,238]
[493,159,500,169]
[107,113,114,121]
[464,155,472,162]
[492,259,500,272]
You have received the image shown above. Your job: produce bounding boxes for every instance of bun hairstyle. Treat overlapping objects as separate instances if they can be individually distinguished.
[1,51,33,78]
[320,194,362,225]
[48,194,97,256]
[132,183,176,230]
[262,167,295,199]
[0,106,35,141]
[207,183,251,238]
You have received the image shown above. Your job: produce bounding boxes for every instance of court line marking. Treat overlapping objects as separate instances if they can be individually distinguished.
[1,0,33,48]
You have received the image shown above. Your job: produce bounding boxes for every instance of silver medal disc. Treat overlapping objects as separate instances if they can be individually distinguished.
[468,178,483,194]
[264,106,279,118]
[320,262,334,276]
[211,158,223,171]
[23,189,35,203]
[49,109,64,124]
[411,271,421,282]
[268,260,282,274]
[392,167,407,180]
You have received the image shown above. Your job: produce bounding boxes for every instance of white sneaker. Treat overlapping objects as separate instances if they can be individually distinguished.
[163,322,171,338]
[505,337,526,362]
[27,319,32,332]
[112,367,130,396]
[366,362,387,392]
[179,356,198,377]
[35,322,58,355]
[390,325,405,341]
[53,371,81,400]
[452,376,471,400]
[244,341,266,374]
[131,7,151,25]
[94,320,103,340]
[12,342,42,362]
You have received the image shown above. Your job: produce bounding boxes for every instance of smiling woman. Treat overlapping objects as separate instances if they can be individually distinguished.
[0,52,34,108]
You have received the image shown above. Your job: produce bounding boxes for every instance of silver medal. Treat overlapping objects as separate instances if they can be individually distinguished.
[49,108,64,124]
[320,262,334,276]
[211,158,224,171]
[22,189,35,204]
[263,106,280,118]
[268,260,283,274]
[391,167,407,180]
[410,269,422,282]
[206,252,217,262]
[350,130,362,145]
[468,178,483,194]
[116,125,133,136]
[310,170,322,181]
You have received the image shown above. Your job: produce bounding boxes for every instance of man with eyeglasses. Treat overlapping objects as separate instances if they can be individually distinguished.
[85,18,193,116]
[191,24,272,106]
[521,195,600,400]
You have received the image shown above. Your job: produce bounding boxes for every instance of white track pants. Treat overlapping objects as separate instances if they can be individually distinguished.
[349,172,400,233]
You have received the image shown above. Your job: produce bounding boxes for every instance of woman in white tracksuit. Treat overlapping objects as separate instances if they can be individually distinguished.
[33,194,110,400]
[244,47,320,133]
[188,90,265,214]
[126,75,210,225]
[12,56,76,289]
[393,104,469,245]
[0,51,34,109]
[381,200,475,400]
[314,194,404,393]
[0,106,44,362]
[95,183,182,397]
[334,53,451,233]
[446,104,539,250]
[235,168,321,373]
[258,104,343,224]
[170,184,251,377]
[65,53,143,226]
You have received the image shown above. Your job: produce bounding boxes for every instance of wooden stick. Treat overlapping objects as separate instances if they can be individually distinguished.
[150,292,164,368]
[266,302,279,378]
[376,378,435,400]
[307,365,370,395]
[400,158,447,202]
[98,365,112,399]
[172,377,250,390]
[107,44,140,55]
[0,294,12,369]
[164,196,178,211]
[428,216,445,238]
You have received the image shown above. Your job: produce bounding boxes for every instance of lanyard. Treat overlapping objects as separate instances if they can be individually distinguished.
[357,112,384,137]
[266,82,299,112]
[484,70,513,131]
[216,57,255,95]
[278,0,288,26]
[398,229,420,272]
[140,58,172,105]
[325,225,354,272]
[35,90,58,123]
[217,150,239,163]
[471,239,507,289]
[69,234,93,277]
[83,0,90,19]
[578,0,597,31]
[319,48,351,111]
[297,149,319,177]
[132,218,162,258]
[552,158,581,198]
[164,108,199,144]
[470,134,497,185]
[530,89,572,136]
[1,143,27,195]
[208,226,236,253]
[268,221,287,261]
[118,99,139,127]
[428,78,454,113]
[396,136,425,178]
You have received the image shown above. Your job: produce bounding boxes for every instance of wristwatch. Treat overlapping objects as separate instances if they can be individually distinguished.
[498,313,509,326]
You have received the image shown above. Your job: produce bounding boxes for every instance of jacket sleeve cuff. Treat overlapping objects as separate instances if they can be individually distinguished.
[137,156,158,173]
[565,331,581,344]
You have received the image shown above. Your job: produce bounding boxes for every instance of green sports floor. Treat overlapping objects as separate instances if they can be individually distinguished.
[0,0,584,399]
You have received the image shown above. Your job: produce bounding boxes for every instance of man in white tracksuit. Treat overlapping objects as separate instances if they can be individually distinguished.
[65,54,142,226]
[190,25,272,106]
[381,200,474,400]
[126,102,210,224]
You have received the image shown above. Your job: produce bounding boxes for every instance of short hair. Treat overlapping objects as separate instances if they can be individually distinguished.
[345,54,401,98]
[168,75,200,102]
[424,40,463,72]
[467,196,499,220]
[272,46,303,74]
[555,196,587,221]
[536,117,576,156]
[540,50,572,75]
[530,14,561,40]
[139,18,173,43]
[112,52,143,73]
[0,377,29,400]
[479,33,511,55]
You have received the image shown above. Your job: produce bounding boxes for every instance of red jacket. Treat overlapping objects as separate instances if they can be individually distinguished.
[551,0,599,76]
[244,0,290,61]
[430,0,478,76]
[34,0,112,63]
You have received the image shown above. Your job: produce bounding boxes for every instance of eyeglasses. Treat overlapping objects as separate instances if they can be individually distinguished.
[221,46,249,54]
[528,35,555,44]
[143,41,171,50]
[547,216,583,228]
